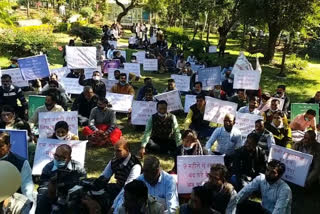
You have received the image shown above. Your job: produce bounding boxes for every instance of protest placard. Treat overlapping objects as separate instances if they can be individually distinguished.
[129,37,136,44]
[28,95,46,118]
[177,155,225,194]
[0,129,28,159]
[234,112,263,137]
[268,145,313,187]
[270,97,285,111]
[150,36,157,44]
[0,68,29,88]
[191,64,203,73]
[18,55,50,81]
[66,46,97,69]
[291,103,319,124]
[108,68,127,82]
[61,77,84,94]
[171,75,191,92]
[38,111,78,138]
[204,97,238,124]
[143,59,158,71]
[209,46,217,53]
[84,67,101,79]
[50,67,69,80]
[124,63,141,77]
[198,67,221,90]
[233,70,261,90]
[231,52,253,75]
[184,95,197,113]
[291,130,305,143]
[103,59,120,74]
[105,92,133,113]
[108,40,118,48]
[154,90,183,112]
[132,51,146,64]
[101,79,118,92]
[131,101,157,125]
[32,138,87,175]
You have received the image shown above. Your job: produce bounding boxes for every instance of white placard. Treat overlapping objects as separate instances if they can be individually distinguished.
[233,70,261,90]
[209,46,217,53]
[50,67,69,80]
[143,59,158,71]
[0,68,29,88]
[38,111,78,138]
[84,67,101,79]
[105,92,133,113]
[101,79,118,92]
[177,155,225,194]
[234,112,263,137]
[133,51,146,64]
[108,40,118,48]
[131,101,157,125]
[61,77,84,94]
[107,68,127,81]
[268,145,313,187]
[66,46,97,69]
[129,37,136,44]
[150,36,157,44]
[32,138,87,175]
[198,66,221,90]
[291,130,305,143]
[204,97,238,124]
[270,97,285,111]
[154,90,183,112]
[184,95,197,113]
[171,75,190,92]
[124,63,141,77]
[231,52,253,75]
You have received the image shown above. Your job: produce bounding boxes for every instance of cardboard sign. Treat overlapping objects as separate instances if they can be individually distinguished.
[66,46,97,69]
[32,138,87,175]
[234,112,263,137]
[209,46,217,53]
[108,40,118,48]
[28,95,46,118]
[291,130,305,143]
[18,55,50,81]
[268,145,313,187]
[291,103,319,124]
[38,111,78,138]
[124,63,141,77]
[204,97,238,124]
[103,59,120,74]
[50,67,69,80]
[184,95,197,113]
[231,52,253,75]
[198,67,221,90]
[131,101,157,125]
[154,90,183,112]
[61,77,84,94]
[171,75,191,92]
[132,51,146,64]
[105,92,133,113]
[143,59,158,71]
[0,68,29,88]
[84,67,101,80]
[233,70,261,90]
[177,155,225,194]
[0,129,28,159]
[101,79,118,92]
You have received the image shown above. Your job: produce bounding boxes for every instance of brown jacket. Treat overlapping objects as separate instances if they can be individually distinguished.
[111,83,135,95]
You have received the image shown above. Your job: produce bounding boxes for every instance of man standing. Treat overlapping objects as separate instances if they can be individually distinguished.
[139,100,181,157]
[79,71,106,98]
[111,73,135,95]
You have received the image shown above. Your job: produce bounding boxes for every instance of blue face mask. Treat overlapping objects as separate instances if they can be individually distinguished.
[120,81,126,86]
[53,159,66,169]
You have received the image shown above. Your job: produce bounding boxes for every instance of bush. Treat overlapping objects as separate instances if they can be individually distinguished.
[0,25,55,57]
[69,24,102,44]
[186,40,207,59]
[54,22,69,33]
[165,27,189,48]
[41,11,59,25]
[286,54,308,70]
[305,39,320,59]
[80,7,94,20]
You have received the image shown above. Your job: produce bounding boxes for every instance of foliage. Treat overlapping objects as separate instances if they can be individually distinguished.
[0,25,55,57]
[54,22,70,33]
[69,24,102,44]
[165,27,189,48]
[41,11,59,25]
[185,40,207,59]
[0,0,14,25]
[286,54,308,70]
[305,39,320,59]
[80,7,94,20]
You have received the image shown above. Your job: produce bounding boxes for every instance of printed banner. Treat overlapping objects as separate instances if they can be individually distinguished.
[28,95,46,118]
[291,103,319,124]
[0,129,28,159]
[103,59,120,74]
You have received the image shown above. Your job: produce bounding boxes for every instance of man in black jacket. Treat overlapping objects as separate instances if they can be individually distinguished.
[79,70,106,98]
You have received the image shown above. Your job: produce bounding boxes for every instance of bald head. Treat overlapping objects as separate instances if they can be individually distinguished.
[54,144,72,164]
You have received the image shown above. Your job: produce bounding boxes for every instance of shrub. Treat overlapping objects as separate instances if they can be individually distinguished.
[186,40,207,59]
[80,7,94,21]
[69,24,102,44]
[41,11,59,25]
[305,39,320,59]
[165,27,189,48]
[54,22,69,32]
[286,54,308,70]
[0,25,55,57]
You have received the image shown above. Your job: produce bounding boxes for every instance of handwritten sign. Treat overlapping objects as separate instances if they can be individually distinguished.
[132,51,146,64]
[101,79,118,92]
[0,129,28,159]
[50,67,69,80]
[198,67,221,90]
[66,46,97,69]
[131,101,157,125]
[204,97,238,124]
[233,70,261,90]
[28,95,46,118]
[103,59,120,74]
[184,95,197,113]
[177,155,225,193]
[231,52,253,75]
[18,55,50,81]
[61,77,84,94]
[268,145,313,187]
[32,138,87,175]
[124,63,141,77]
[154,90,183,112]
[38,111,78,138]
[291,103,319,124]
[105,92,133,113]
[209,46,217,53]
[108,40,118,48]
[234,112,263,137]
[171,75,190,92]
[0,68,29,88]
[143,59,158,71]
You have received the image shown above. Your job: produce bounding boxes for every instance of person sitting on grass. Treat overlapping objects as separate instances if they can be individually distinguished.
[137,77,158,101]
[262,99,288,126]
[163,78,177,92]
[50,121,79,141]
[290,109,317,132]
[238,96,261,115]
[79,70,106,98]
[111,73,135,95]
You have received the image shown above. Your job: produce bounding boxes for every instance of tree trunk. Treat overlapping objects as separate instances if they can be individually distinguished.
[264,25,281,63]
[201,12,208,40]
[27,0,30,17]
[192,23,198,40]
[206,17,211,43]
[117,10,128,23]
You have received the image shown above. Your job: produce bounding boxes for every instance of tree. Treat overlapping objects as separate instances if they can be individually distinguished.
[0,0,14,25]
[115,0,142,23]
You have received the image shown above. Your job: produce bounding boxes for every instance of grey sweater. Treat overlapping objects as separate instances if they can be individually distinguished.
[88,107,116,131]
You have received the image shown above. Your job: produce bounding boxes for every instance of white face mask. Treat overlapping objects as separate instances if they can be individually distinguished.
[57,135,67,140]
[183,146,193,151]
[93,76,101,81]
[158,113,166,117]
[228,79,233,83]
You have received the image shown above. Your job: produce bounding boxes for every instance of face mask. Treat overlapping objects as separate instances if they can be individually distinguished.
[120,81,126,86]
[183,146,193,151]
[131,60,137,63]
[158,113,166,117]
[228,79,233,83]
[57,135,67,140]
[305,117,310,122]
[93,76,101,81]
[53,159,66,169]
[11,64,17,68]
